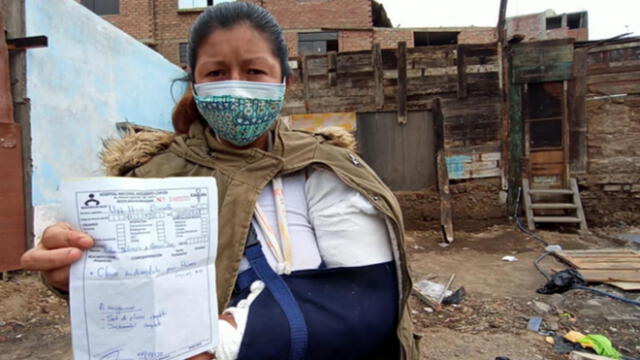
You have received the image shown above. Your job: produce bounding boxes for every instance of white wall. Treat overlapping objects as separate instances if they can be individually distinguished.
[26,0,188,240]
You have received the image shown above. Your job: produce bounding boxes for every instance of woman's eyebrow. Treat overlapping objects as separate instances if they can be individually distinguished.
[242,56,274,64]
[197,59,227,68]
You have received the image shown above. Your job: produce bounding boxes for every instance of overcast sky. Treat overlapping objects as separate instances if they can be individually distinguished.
[378,0,640,41]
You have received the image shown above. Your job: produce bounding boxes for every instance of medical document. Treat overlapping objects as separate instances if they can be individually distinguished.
[63,177,219,360]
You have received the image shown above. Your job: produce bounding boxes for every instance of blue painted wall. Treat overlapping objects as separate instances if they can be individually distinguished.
[26,0,186,213]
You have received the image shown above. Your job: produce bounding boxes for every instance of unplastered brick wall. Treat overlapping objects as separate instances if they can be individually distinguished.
[576,43,640,226]
[373,28,414,49]
[458,29,497,44]
[265,0,372,29]
[340,30,373,52]
[75,0,155,40]
[506,13,546,41]
[284,31,299,58]
[579,96,640,226]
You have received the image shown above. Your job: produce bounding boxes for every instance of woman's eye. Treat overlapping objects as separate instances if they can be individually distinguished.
[207,70,223,77]
[248,69,266,75]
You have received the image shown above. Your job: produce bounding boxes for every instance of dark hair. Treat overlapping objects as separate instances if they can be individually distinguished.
[188,2,291,81]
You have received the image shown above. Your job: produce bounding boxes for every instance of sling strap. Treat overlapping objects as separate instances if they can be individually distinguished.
[242,225,309,360]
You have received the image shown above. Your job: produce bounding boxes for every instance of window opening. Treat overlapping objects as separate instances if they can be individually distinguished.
[413,32,458,46]
[546,16,562,30]
[178,0,219,10]
[526,82,563,149]
[81,0,120,15]
[179,43,190,66]
[298,32,339,56]
[566,12,585,29]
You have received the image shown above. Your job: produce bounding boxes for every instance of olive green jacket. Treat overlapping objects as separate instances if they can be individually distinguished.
[101,119,419,359]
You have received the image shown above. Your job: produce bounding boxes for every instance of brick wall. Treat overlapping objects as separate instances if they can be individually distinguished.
[507,13,546,41]
[153,1,200,66]
[577,43,640,226]
[458,29,497,44]
[372,28,413,49]
[579,96,640,226]
[91,0,374,67]
[76,0,155,41]
[265,0,371,30]
[284,31,298,58]
[340,30,373,52]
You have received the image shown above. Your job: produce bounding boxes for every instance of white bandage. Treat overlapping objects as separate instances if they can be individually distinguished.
[215,280,265,360]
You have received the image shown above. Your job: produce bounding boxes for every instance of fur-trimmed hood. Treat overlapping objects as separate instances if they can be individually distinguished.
[100,122,356,176]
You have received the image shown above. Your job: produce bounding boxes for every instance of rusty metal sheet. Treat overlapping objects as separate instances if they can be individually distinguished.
[0,122,26,271]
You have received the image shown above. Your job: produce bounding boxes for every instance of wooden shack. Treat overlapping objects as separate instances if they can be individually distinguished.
[284,42,502,191]
[282,35,640,227]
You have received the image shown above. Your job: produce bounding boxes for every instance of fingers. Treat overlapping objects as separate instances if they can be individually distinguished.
[43,266,71,291]
[219,313,237,329]
[21,246,83,271]
[41,222,94,250]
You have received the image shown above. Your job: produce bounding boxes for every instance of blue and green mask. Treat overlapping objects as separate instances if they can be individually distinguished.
[193,80,286,147]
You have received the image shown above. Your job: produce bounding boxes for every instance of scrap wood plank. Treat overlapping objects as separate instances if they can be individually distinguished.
[437,151,454,243]
[568,262,640,270]
[558,249,639,255]
[606,282,640,291]
[576,269,640,283]
[554,249,640,269]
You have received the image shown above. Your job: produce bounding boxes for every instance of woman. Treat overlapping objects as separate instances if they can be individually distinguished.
[21,3,419,359]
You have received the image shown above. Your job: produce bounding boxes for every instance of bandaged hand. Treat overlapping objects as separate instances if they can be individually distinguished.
[215,280,265,360]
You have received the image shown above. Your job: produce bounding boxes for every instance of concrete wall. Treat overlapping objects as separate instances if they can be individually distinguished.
[26,0,186,239]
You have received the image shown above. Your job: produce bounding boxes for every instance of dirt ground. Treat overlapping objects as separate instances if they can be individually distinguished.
[1,224,640,359]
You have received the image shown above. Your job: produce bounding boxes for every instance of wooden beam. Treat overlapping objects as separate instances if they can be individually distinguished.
[497,0,510,196]
[327,51,337,87]
[6,35,48,52]
[437,151,454,243]
[456,45,467,99]
[507,84,524,212]
[569,48,587,173]
[372,43,384,110]
[396,41,408,125]
[432,97,444,152]
[0,12,14,123]
[562,80,570,187]
[302,56,310,113]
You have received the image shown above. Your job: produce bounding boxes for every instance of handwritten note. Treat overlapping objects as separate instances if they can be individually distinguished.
[63,177,218,360]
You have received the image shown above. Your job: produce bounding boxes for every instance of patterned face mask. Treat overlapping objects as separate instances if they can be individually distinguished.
[193,80,286,147]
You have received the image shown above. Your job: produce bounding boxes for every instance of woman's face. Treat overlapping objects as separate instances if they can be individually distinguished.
[194,23,282,85]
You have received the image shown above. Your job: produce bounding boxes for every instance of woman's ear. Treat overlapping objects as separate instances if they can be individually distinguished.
[172,85,202,134]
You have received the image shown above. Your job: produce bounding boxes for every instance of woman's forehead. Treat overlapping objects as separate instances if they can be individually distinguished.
[197,24,276,61]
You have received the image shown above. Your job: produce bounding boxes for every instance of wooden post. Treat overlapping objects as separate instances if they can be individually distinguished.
[456,45,467,99]
[432,98,453,243]
[327,51,337,87]
[396,41,407,125]
[508,83,523,211]
[569,48,587,174]
[562,80,570,187]
[437,151,454,243]
[372,43,384,110]
[497,0,511,205]
[432,98,444,151]
[0,12,14,123]
[302,56,310,113]
[0,12,27,272]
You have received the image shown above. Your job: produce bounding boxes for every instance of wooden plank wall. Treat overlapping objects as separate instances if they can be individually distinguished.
[584,40,640,96]
[356,111,436,191]
[285,43,503,181]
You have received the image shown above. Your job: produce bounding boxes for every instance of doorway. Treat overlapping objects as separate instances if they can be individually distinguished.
[523,81,569,188]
